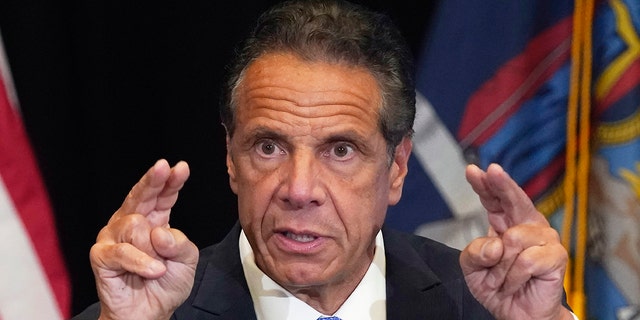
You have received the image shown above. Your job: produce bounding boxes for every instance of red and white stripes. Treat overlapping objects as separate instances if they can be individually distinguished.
[0,30,70,320]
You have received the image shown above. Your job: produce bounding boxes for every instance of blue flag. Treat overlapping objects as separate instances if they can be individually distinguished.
[385,0,640,318]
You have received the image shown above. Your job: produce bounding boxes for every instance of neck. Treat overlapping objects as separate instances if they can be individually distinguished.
[285,261,370,315]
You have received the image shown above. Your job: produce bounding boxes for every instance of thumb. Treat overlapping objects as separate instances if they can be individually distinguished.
[460,237,503,275]
[150,227,199,266]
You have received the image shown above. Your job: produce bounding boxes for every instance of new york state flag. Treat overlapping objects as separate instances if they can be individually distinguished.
[385,1,640,319]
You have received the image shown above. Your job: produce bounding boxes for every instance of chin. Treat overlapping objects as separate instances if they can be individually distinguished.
[276,264,336,288]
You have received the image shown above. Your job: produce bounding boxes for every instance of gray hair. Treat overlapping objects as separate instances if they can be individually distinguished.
[220,0,415,157]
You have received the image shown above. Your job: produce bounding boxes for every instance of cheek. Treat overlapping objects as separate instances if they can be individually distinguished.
[371,172,393,224]
[234,162,279,222]
[334,172,389,230]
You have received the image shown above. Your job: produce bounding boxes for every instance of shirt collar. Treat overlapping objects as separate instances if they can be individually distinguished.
[239,230,387,320]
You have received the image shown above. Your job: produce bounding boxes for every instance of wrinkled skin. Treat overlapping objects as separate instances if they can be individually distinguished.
[461,164,573,320]
[226,53,411,314]
[86,53,574,319]
[89,160,199,320]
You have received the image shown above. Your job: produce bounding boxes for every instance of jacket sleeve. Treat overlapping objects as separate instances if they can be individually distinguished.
[69,303,100,320]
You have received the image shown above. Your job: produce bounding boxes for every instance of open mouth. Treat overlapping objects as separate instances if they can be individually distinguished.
[284,231,318,243]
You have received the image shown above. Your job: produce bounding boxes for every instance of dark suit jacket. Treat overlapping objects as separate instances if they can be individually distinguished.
[73,223,494,319]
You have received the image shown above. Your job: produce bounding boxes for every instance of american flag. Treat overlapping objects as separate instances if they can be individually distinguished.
[0,30,70,320]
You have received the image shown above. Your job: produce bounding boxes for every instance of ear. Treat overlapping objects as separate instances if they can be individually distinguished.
[226,134,239,195]
[388,136,412,205]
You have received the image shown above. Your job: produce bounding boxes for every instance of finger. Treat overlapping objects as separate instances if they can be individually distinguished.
[111,160,190,229]
[460,236,504,277]
[465,164,496,210]
[98,214,158,258]
[479,224,561,293]
[466,164,518,234]
[500,241,567,296]
[157,161,190,209]
[461,224,558,286]
[112,159,172,222]
[145,161,190,227]
[150,227,199,266]
[466,164,547,234]
[90,242,166,279]
[484,163,546,226]
[493,224,555,278]
[465,164,517,233]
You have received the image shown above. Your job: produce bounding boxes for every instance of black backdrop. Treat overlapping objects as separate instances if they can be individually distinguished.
[0,0,434,314]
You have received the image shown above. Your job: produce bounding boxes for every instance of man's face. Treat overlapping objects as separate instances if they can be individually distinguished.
[226,52,411,296]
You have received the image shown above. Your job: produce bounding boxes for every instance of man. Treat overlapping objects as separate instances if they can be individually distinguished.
[75,0,573,319]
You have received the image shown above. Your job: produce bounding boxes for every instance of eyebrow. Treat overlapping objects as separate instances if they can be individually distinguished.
[324,130,367,144]
[244,125,366,146]
[241,126,288,144]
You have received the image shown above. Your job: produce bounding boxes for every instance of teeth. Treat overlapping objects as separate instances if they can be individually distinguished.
[285,232,317,243]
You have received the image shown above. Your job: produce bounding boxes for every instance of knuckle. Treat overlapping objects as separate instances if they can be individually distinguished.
[515,252,538,273]
[530,226,562,247]
[118,214,151,243]
[551,242,569,262]
[126,188,137,202]
[544,227,561,242]
[120,213,147,227]
[89,243,106,262]
[133,253,148,268]
[502,224,559,247]
[111,242,131,259]
[95,225,111,242]
[501,227,521,246]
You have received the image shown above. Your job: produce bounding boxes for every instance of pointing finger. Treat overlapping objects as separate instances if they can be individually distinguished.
[466,163,547,234]
[145,161,190,227]
[111,159,190,227]
[113,159,171,221]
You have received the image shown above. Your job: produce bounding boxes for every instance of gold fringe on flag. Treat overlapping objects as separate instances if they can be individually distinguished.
[563,0,594,318]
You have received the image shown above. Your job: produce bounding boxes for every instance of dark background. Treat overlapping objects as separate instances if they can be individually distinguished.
[0,0,434,314]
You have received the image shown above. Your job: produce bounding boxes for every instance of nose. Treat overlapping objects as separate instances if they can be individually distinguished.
[278,151,325,209]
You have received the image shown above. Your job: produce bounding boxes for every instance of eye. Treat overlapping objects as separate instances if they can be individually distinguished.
[256,140,284,157]
[327,142,355,161]
[261,142,276,155]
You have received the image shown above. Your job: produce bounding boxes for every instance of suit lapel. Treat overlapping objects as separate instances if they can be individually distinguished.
[383,228,461,320]
[186,223,257,320]
[181,224,465,319]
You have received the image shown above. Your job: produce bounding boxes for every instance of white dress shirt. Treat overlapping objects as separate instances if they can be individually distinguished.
[239,230,579,320]
[239,230,387,320]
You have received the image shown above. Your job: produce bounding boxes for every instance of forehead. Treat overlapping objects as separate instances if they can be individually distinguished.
[233,52,383,131]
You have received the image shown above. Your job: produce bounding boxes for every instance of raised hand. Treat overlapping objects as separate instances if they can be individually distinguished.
[460,164,572,320]
[89,159,199,320]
